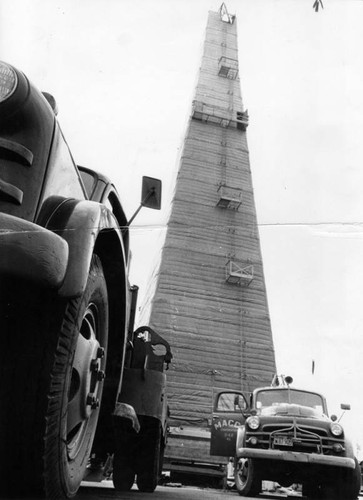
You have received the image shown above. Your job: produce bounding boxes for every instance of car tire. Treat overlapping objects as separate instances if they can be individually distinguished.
[234,457,261,497]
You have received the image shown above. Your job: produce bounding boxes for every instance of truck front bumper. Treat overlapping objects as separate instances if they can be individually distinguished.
[0,213,68,289]
[236,447,355,469]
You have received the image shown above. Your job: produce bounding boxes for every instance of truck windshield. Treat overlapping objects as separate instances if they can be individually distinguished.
[256,389,324,413]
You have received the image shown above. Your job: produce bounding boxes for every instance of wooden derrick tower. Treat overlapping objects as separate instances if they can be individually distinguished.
[141,3,276,444]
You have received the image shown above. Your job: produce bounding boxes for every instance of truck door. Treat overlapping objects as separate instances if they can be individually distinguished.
[210,391,248,457]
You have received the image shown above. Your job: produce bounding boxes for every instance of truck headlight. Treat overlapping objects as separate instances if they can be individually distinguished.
[246,415,260,430]
[330,422,343,437]
[0,62,18,102]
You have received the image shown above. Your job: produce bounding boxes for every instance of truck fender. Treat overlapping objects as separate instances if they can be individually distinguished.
[118,369,167,422]
[0,212,69,289]
[343,436,356,459]
[113,402,140,433]
[43,197,125,298]
[236,425,246,456]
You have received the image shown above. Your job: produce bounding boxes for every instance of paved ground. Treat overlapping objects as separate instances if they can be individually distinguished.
[77,481,301,500]
[78,482,237,500]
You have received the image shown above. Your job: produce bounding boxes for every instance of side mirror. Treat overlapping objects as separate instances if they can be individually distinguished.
[335,403,351,423]
[127,176,162,226]
[141,176,162,210]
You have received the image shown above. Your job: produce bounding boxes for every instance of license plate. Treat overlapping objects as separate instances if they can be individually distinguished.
[274,436,293,447]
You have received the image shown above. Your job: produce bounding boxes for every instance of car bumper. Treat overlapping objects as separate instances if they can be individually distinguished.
[0,213,68,289]
[236,447,355,469]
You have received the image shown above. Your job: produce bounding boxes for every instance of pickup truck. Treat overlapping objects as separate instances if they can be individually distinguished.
[211,377,361,499]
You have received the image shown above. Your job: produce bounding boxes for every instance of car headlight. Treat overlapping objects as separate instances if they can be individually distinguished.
[330,422,343,437]
[246,415,260,430]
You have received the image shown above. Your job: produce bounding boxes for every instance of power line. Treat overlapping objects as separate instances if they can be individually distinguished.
[3,220,363,235]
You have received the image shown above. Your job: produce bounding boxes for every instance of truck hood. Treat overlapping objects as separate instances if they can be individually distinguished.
[260,403,326,420]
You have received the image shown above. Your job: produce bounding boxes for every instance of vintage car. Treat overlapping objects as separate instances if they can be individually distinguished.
[211,377,361,500]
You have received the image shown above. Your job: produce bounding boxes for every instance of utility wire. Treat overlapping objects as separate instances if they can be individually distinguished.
[2,220,363,235]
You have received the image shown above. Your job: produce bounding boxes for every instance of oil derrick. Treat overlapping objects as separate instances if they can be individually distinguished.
[141,3,276,442]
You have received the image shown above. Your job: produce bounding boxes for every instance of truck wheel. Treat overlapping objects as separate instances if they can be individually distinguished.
[0,255,108,498]
[159,438,166,478]
[331,459,361,500]
[44,254,109,498]
[234,457,261,497]
[136,422,162,492]
[302,482,324,499]
[347,458,362,499]
[112,454,135,491]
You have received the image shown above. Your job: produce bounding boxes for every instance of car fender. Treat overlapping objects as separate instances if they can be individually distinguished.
[43,197,126,298]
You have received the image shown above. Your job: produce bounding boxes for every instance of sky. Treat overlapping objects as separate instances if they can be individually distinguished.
[2,0,363,454]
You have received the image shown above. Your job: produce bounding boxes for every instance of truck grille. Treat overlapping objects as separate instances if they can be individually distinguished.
[247,423,343,455]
